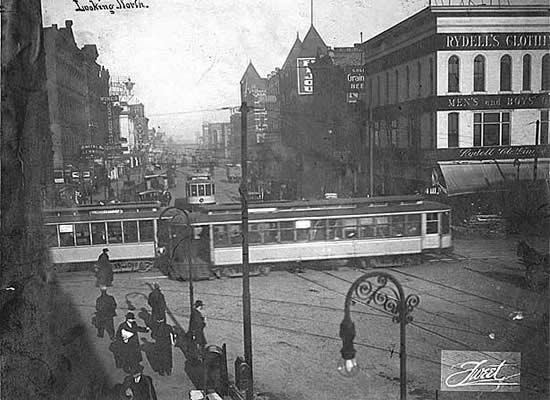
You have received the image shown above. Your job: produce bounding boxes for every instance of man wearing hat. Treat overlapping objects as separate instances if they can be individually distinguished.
[95,286,117,339]
[189,300,207,352]
[122,364,157,400]
[147,282,166,334]
[95,248,113,287]
[115,312,150,373]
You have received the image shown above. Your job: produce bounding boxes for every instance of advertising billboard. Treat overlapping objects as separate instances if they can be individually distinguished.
[297,58,315,95]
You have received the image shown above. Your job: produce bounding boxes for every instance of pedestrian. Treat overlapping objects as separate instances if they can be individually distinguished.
[95,286,117,340]
[189,300,207,353]
[122,364,157,400]
[114,312,150,373]
[151,318,175,376]
[95,248,114,287]
[147,283,166,334]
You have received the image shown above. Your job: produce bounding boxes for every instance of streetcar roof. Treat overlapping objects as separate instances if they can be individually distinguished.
[43,201,162,223]
[190,197,450,224]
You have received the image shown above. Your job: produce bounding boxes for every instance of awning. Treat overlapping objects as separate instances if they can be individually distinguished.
[437,159,550,196]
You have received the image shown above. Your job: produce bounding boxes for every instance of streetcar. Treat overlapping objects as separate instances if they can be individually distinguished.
[158,195,453,279]
[43,202,162,272]
[185,173,216,206]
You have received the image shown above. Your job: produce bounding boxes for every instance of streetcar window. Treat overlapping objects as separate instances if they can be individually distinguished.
[59,224,75,247]
[139,220,155,242]
[327,219,343,240]
[359,217,376,238]
[75,223,91,245]
[206,184,212,196]
[248,224,262,244]
[44,225,59,247]
[441,212,450,234]
[280,221,294,242]
[391,216,405,237]
[107,222,123,244]
[91,222,107,245]
[406,215,421,236]
[191,184,198,196]
[228,224,242,245]
[123,221,139,243]
[311,219,326,241]
[262,222,279,243]
[341,218,357,239]
[198,184,205,196]
[296,220,311,241]
[214,225,228,247]
[375,217,390,237]
[212,185,215,195]
[426,213,439,234]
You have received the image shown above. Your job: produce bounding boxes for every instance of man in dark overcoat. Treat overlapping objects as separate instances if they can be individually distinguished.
[147,283,166,334]
[95,286,117,339]
[114,312,150,373]
[95,248,114,287]
[122,364,157,400]
[189,300,207,351]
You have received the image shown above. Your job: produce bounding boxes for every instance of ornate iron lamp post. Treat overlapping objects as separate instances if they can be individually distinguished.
[338,272,419,400]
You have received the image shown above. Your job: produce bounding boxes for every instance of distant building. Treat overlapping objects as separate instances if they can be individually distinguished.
[201,121,232,163]
[44,20,110,187]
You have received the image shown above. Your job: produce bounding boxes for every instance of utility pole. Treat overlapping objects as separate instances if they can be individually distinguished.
[240,101,254,400]
[534,119,540,182]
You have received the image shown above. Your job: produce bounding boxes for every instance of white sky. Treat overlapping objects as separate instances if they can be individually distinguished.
[42,0,429,140]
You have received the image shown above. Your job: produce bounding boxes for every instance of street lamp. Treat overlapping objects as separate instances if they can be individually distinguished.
[338,272,419,400]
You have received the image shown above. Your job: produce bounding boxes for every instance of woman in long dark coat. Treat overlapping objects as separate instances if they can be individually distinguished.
[151,319,174,376]
[95,248,114,287]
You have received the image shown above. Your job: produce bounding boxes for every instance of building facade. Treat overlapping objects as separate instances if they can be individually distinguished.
[358,1,550,200]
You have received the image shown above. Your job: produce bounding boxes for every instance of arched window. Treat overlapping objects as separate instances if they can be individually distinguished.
[417,61,422,97]
[522,54,531,91]
[543,54,550,91]
[474,55,485,92]
[500,55,512,91]
[395,69,399,102]
[448,56,459,92]
[406,65,410,98]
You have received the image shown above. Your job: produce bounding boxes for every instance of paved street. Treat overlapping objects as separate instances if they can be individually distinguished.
[56,237,549,400]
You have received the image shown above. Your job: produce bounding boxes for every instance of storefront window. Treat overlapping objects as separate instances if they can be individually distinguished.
[448,113,459,148]
[473,112,510,147]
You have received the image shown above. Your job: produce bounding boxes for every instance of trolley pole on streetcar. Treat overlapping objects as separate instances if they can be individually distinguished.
[240,101,254,400]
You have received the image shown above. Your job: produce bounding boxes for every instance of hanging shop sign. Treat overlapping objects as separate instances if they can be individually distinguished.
[346,66,365,104]
[438,93,550,111]
[297,58,315,95]
[441,350,520,392]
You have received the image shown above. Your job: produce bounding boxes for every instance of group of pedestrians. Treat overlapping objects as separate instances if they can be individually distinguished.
[91,249,208,399]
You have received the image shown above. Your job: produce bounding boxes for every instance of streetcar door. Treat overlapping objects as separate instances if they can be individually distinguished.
[422,212,441,249]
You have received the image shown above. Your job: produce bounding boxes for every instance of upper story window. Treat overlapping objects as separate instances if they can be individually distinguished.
[377,76,381,105]
[522,54,532,91]
[417,61,422,97]
[474,55,486,92]
[541,110,549,145]
[406,65,410,98]
[385,71,390,104]
[395,69,399,102]
[448,113,459,148]
[429,58,434,95]
[473,112,510,147]
[448,56,460,92]
[542,54,550,91]
[500,55,512,91]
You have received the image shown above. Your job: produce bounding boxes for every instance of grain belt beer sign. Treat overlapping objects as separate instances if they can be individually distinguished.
[297,58,315,95]
[441,350,520,392]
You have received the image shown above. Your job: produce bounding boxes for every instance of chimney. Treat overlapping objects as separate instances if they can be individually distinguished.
[65,20,73,29]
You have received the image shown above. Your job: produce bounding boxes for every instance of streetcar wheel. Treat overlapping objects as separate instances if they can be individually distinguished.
[259,265,271,276]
